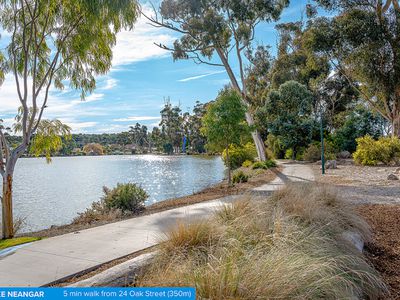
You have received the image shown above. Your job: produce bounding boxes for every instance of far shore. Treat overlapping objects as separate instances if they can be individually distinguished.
[21,166,280,239]
[20,152,219,159]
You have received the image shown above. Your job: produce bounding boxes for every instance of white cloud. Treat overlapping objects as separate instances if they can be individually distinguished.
[58,119,98,132]
[83,93,104,103]
[111,6,176,66]
[101,78,118,90]
[178,70,226,82]
[113,116,160,122]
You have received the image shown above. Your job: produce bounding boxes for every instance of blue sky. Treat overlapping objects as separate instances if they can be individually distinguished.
[0,0,321,133]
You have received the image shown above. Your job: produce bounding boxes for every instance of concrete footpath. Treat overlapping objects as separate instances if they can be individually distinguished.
[0,161,313,287]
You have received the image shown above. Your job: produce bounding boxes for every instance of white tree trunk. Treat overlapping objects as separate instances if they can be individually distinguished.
[245,112,266,161]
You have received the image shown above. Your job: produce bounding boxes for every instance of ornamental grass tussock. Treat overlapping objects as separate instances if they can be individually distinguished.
[137,183,388,299]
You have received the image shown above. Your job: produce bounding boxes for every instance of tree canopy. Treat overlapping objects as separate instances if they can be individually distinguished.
[263,80,315,157]
[305,0,400,136]
[202,88,249,184]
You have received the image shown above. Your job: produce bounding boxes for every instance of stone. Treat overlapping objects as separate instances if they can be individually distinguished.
[326,160,337,170]
[395,167,400,174]
[341,231,364,252]
[387,173,399,181]
[337,151,351,159]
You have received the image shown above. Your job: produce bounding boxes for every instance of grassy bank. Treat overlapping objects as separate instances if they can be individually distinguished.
[0,237,41,250]
[138,183,387,299]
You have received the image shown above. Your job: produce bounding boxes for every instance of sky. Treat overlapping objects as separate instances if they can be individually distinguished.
[0,0,320,134]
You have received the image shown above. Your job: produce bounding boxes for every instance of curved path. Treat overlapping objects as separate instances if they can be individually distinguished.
[0,161,313,287]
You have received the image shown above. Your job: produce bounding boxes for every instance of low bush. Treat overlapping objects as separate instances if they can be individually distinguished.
[222,142,257,169]
[303,142,337,162]
[265,134,285,159]
[252,160,277,170]
[241,160,253,168]
[73,183,148,225]
[232,170,249,184]
[284,148,293,160]
[103,183,148,213]
[353,135,400,166]
[138,184,387,299]
[72,198,124,225]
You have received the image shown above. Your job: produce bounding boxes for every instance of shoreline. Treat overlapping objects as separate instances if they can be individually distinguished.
[24,166,280,239]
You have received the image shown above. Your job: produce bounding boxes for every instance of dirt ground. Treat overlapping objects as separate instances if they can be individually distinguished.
[312,162,400,298]
[28,166,279,238]
[358,205,400,299]
[311,163,400,204]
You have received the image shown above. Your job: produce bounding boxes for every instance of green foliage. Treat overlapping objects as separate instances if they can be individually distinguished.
[163,143,174,155]
[284,149,293,160]
[158,0,288,68]
[242,160,253,168]
[222,143,257,170]
[29,120,71,163]
[305,2,400,135]
[202,89,249,152]
[332,107,385,153]
[265,134,285,159]
[252,160,277,170]
[264,81,315,155]
[270,22,330,90]
[354,136,400,166]
[232,170,249,184]
[303,141,337,162]
[102,183,148,213]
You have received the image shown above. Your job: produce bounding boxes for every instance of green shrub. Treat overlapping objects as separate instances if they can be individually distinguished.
[265,134,285,159]
[242,160,253,168]
[232,170,249,184]
[252,160,277,170]
[303,144,321,162]
[284,149,293,160]
[103,183,148,213]
[222,142,257,169]
[354,135,400,166]
[303,142,337,162]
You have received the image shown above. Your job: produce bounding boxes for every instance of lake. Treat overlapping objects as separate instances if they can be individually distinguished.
[1,155,225,232]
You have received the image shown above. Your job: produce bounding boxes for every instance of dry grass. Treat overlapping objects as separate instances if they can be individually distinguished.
[138,183,387,299]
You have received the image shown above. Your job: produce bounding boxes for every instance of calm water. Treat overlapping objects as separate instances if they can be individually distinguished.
[2,155,225,232]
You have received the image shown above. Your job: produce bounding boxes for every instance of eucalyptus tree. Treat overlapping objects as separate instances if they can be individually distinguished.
[263,81,315,159]
[143,0,290,161]
[0,0,139,238]
[306,0,400,136]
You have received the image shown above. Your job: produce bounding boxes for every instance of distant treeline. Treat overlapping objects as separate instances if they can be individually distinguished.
[6,100,209,157]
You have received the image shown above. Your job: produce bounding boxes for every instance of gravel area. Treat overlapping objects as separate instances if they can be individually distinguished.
[311,163,400,205]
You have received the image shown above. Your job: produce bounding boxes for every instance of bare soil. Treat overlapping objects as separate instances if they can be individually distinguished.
[311,162,400,298]
[311,163,400,205]
[29,167,279,239]
[358,205,400,299]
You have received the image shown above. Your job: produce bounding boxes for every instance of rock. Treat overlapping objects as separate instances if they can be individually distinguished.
[387,173,399,181]
[337,151,351,159]
[326,160,337,170]
[395,167,400,174]
[341,231,364,252]
[336,159,354,166]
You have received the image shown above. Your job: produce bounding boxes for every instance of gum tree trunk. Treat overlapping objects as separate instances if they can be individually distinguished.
[245,111,266,161]
[226,144,232,186]
[2,154,18,239]
[2,173,13,239]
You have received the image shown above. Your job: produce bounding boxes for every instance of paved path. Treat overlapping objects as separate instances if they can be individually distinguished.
[0,161,313,287]
[253,161,314,193]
